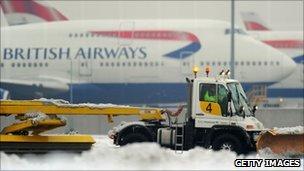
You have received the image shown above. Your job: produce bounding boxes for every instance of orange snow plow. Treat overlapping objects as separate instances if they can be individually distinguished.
[256,127,304,155]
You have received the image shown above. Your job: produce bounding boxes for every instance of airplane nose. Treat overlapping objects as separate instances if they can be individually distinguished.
[280,54,296,80]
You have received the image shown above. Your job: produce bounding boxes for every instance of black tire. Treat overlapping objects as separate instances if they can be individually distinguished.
[120,133,149,146]
[212,134,244,154]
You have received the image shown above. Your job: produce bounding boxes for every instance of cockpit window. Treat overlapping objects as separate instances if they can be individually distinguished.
[225,28,247,35]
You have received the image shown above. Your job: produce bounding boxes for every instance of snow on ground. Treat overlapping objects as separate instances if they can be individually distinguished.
[1,136,303,170]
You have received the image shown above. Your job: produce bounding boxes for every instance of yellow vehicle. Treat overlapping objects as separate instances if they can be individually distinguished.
[0,99,164,152]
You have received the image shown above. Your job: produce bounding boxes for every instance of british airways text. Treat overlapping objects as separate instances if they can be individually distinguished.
[2,47,147,60]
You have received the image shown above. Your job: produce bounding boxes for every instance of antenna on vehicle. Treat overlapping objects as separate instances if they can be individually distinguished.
[225,69,231,78]
[205,65,211,77]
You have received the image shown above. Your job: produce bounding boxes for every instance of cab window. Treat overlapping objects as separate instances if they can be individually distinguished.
[199,83,217,103]
[199,83,228,116]
[218,85,228,116]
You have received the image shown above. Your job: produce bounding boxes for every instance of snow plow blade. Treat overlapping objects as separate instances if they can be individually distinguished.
[256,128,304,155]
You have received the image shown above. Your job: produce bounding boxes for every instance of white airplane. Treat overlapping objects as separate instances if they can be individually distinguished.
[0,1,296,105]
[241,12,303,105]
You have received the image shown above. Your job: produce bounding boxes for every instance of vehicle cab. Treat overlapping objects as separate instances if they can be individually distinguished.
[192,75,264,132]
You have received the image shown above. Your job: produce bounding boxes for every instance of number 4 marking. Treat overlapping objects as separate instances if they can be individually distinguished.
[206,103,212,113]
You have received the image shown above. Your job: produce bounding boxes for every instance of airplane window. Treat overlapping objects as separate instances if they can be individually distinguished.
[105,62,109,67]
[246,61,250,66]
[139,62,142,66]
[223,61,227,66]
[200,62,204,66]
[122,62,125,67]
[218,61,221,66]
[33,63,37,67]
[69,33,73,38]
[0,63,3,67]
[127,62,131,67]
[270,61,274,66]
[116,62,120,67]
[100,62,103,66]
[258,61,262,66]
[240,61,244,66]
[86,33,89,37]
[144,62,148,67]
[206,62,210,65]
[264,61,267,66]
[23,63,26,67]
[74,33,78,37]
[39,63,43,67]
[11,63,15,67]
[276,61,280,66]
[91,33,95,37]
[45,63,48,67]
[161,62,164,66]
[133,62,137,67]
[17,63,21,67]
[155,62,159,66]
[252,61,256,66]
[212,61,216,66]
[235,61,238,66]
[111,62,115,67]
[28,63,32,67]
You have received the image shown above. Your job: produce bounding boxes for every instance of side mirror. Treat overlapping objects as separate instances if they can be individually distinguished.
[252,105,258,116]
[227,91,232,102]
[239,106,245,118]
[227,91,233,117]
[186,77,191,83]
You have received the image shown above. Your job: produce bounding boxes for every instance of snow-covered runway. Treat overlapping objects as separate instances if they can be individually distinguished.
[1,136,303,170]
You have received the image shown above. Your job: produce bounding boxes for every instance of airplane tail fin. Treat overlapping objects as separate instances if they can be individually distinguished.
[0,0,68,26]
[240,12,270,31]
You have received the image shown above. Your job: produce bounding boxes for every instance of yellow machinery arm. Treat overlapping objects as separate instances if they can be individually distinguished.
[0,99,164,121]
[0,99,165,152]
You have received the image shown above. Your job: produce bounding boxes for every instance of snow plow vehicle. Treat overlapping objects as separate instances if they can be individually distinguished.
[0,68,303,155]
[109,68,304,155]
